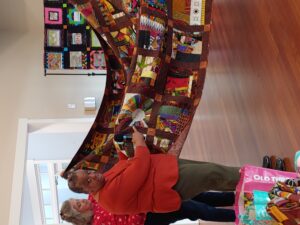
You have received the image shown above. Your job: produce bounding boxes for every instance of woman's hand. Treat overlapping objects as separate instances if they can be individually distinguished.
[132,126,146,147]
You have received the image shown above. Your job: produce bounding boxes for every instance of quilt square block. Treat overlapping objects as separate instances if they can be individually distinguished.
[67,30,87,46]
[139,14,166,51]
[110,28,135,58]
[69,51,87,69]
[165,68,194,97]
[67,7,85,25]
[46,52,63,69]
[45,7,63,25]
[131,55,161,87]
[156,104,190,134]
[46,29,62,47]
[90,50,105,69]
[172,29,202,62]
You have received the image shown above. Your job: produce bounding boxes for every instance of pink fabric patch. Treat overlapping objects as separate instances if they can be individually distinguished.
[45,7,62,24]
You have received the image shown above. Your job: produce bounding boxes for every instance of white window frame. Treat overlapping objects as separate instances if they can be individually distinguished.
[27,160,71,225]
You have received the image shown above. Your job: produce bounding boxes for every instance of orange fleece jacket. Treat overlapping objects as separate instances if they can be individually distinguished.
[92,146,180,215]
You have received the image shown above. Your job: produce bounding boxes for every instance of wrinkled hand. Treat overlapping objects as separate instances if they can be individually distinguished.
[132,126,146,147]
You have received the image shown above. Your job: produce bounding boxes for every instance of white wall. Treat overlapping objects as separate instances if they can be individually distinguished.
[20,176,35,225]
[27,123,91,160]
[0,0,42,32]
[0,1,106,223]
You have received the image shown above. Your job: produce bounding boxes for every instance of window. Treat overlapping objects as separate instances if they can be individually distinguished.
[28,160,87,224]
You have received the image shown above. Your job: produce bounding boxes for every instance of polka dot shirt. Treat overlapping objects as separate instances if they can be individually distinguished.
[89,195,146,225]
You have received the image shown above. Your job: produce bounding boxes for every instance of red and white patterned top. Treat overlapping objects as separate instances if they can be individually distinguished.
[89,195,146,225]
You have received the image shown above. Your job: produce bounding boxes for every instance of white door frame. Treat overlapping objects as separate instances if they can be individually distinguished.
[8,118,93,225]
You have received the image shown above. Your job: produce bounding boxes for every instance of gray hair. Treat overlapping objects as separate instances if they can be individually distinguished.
[60,199,93,225]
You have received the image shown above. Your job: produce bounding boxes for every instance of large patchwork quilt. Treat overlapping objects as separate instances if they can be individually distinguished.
[62,0,213,176]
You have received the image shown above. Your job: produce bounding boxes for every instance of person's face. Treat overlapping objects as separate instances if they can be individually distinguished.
[69,198,93,213]
[75,170,105,193]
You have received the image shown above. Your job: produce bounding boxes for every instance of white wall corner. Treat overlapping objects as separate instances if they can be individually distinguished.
[9,119,28,225]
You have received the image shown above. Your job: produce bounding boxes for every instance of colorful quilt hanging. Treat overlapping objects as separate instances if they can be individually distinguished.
[44,0,106,75]
[62,0,213,177]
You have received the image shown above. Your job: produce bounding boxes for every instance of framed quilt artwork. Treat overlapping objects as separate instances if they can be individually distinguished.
[44,0,106,75]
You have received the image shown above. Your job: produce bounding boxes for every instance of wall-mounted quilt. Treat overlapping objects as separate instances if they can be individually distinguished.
[62,0,213,177]
[44,0,107,75]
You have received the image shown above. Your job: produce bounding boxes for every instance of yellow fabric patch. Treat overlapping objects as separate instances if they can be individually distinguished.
[269,206,289,222]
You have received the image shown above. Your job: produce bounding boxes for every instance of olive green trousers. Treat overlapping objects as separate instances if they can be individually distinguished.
[173,159,240,200]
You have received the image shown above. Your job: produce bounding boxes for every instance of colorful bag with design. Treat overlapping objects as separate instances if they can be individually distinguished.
[235,165,297,225]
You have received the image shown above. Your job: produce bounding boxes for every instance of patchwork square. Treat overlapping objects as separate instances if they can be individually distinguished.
[131,55,161,86]
[69,51,87,69]
[165,68,193,97]
[110,28,135,57]
[45,7,62,24]
[139,14,166,51]
[165,76,193,97]
[47,29,62,47]
[72,33,83,45]
[67,8,85,25]
[67,31,86,46]
[46,52,63,69]
[172,29,202,62]
[156,105,189,134]
[90,50,106,69]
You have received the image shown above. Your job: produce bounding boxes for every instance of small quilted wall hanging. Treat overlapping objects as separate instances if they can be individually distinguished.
[44,0,106,75]
[62,0,213,177]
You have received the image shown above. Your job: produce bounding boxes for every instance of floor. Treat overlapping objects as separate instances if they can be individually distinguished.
[181,0,300,168]
[179,1,300,223]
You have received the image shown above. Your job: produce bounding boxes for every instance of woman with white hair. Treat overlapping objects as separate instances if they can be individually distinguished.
[60,192,236,225]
